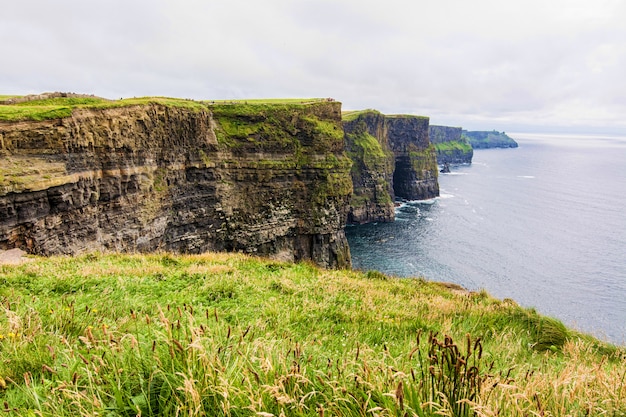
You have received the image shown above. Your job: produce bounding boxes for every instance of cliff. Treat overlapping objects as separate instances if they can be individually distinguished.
[343,111,395,224]
[0,96,352,268]
[429,125,473,164]
[464,130,519,149]
[343,110,439,224]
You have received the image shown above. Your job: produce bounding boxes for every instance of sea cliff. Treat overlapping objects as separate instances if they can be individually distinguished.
[343,110,439,224]
[0,97,352,268]
[429,125,473,164]
[464,130,519,148]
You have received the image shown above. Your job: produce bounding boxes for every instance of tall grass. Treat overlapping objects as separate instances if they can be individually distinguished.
[0,253,624,416]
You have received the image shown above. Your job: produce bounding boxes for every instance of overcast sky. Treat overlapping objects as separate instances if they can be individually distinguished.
[2,0,625,134]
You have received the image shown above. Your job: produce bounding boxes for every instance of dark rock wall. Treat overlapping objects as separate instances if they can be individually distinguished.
[429,125,473,164]
[0,102,352,268]
[343,111,394,224]
[343,111,439,224]
[386,116,439,201]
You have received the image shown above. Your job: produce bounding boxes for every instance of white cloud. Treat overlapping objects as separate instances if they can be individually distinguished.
[1,0,625,134]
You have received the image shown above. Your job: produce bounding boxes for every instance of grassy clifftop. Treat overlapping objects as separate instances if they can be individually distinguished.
[0,96,205,122]
[0,94,334,122]
[1,253,623,416]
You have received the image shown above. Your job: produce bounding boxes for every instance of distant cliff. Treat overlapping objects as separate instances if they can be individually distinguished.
[343,110,439,224]
[464,130,518,149]
[0,97,352,268]
[429,125,473,164]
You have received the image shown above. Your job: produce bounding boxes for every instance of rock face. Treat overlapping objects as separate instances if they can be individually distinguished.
[464,130,518,149]
[0,101,352,268]
[343,111,394,224]
[343,110,439,224]
[429,125,473,164]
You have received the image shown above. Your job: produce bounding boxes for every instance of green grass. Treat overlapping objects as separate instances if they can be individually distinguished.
[342,109,430,122]
[385,114,429,121]
[433,140,472,153]
[209,100,343,153]
[347,131,387,159]
[0,96,208,122]
[341,109,381,122]
[0,253,624,416]
[0,96,328,122]
[208,98,329,105]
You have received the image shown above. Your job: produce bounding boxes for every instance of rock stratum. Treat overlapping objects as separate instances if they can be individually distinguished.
[0,99,353,268]
[429,125,473,164]
[343,110,439,224]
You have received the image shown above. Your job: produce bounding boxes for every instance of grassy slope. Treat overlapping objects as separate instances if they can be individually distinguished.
[342,109,380,122]
[0,96,330,122]
[0,253,624,416]
[433,141,472,153]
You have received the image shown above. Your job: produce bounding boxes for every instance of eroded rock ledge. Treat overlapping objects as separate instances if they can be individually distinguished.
[0,101,352,268]
[343,110,439,224]
[429,125,473,165]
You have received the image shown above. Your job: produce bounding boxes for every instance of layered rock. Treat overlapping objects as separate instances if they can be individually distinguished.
[0,100,352,268]
[343,111,394,224]
[386,115,439,201]
[429,125,473,164]
[343,110,439,224]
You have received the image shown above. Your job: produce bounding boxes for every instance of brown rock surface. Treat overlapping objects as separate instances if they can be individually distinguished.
[343,110,439,224]
[0,248,32,265]
[0,101,352,268]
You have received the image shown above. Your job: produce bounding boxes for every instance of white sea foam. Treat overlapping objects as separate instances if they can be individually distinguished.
[417,199,436,205]
[517,175,535,179]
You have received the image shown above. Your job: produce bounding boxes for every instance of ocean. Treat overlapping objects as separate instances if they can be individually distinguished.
[346,133,626,345]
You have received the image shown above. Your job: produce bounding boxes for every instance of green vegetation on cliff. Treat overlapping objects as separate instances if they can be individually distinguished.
[210,101,343,153]
[0,94,333,122]
[1,95,352,268]
[409,144,439,176]
[342,111,395,218]
[433,140,472,154]
[0,253,623,416]
[0,96,208,122]
[464,130,519,149]
[345,129,394,207]
[433,139,473,163]
[385,114,429,121]
[429,126,473,165]
[341,109,381,122]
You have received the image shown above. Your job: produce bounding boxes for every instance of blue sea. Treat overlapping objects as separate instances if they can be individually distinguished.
[346,133,626,345]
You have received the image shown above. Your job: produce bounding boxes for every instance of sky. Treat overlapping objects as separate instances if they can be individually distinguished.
[2,0,626,134]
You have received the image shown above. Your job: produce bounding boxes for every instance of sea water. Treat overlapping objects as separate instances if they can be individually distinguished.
[346,133,626,345]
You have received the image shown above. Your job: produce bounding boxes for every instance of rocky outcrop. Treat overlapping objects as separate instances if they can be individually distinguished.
[464,130,518,149]
[343,110,439,224]
[429,125,473,164]
[0,100,352,268]
[343,111,394,224]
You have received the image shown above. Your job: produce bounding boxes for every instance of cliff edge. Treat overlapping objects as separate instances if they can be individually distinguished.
[429,125,473,164]
[343,110,439,224]
[0,97,352,268]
